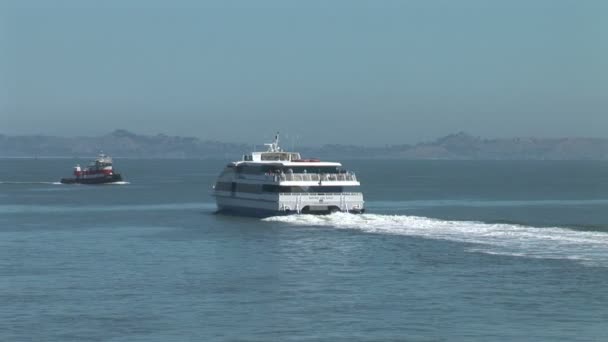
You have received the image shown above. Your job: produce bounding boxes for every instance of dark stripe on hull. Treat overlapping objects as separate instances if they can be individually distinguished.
[215,205,293,218]
[215,205,365,218]
[213,193,278,203]
[60,174,123,185]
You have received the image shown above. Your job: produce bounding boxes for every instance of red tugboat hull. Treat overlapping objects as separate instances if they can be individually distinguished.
[60,173,123,185]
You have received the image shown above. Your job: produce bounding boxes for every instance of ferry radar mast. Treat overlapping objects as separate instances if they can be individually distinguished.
[264,132,281,152]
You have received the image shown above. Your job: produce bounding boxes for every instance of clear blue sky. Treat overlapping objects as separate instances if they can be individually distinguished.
[1,0,606,145]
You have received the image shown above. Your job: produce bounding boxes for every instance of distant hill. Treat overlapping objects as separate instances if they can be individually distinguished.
[1,130,607,160]
[0,130,248,159]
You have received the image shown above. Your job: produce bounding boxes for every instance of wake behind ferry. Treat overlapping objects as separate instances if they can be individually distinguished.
[60,153,123,184]
[212,133,364,217]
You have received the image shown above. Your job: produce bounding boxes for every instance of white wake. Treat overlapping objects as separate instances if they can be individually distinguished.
[264,213,608,266]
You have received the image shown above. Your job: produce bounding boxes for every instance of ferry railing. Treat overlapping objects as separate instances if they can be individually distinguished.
[274,172,357,182]
[279,192,362,197]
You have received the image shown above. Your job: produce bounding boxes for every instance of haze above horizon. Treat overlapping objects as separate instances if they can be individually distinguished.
[2,0,607,145]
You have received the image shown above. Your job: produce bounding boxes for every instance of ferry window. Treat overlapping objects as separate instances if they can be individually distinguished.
[235,183,262,193]
[219,168,234,177]
[246,165,264,174]
[277,186,343,193]
[237,165,263,174]
[215,182,232,191]
[261,153,293,161]
[262,184,280,192]
[261,165,277,173]
[280,166,339,173]
[310,186,343,193]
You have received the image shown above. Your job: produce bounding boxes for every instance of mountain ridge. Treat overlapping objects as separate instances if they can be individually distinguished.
[1,130,607,160]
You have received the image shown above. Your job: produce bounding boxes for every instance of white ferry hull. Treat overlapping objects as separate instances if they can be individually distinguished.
[214,192,364,217]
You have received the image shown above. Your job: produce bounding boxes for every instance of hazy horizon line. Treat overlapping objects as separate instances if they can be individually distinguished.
[2,129,608,147]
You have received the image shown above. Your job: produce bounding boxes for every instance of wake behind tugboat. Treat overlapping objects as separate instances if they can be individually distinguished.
[60,153,124,185]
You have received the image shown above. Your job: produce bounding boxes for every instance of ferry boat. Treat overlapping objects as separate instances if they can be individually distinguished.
[212,133,364,216]
[60,153,123,184]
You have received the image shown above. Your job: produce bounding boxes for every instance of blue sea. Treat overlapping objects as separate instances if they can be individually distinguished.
[2,159,608,341]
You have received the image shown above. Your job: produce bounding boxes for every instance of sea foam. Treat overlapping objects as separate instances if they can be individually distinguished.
[264,212,608,266]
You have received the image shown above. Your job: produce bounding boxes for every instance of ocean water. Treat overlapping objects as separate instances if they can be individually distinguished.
[1,158,608,341]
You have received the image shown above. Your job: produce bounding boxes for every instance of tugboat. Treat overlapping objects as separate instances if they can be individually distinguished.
[60,153,123,184]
